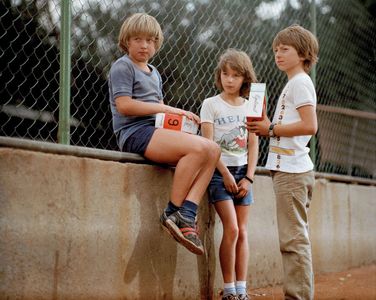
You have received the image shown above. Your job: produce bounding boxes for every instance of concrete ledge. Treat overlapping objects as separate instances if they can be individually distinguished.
[2,136,375,185]
[0,136,145,163]
[0,147,375,299]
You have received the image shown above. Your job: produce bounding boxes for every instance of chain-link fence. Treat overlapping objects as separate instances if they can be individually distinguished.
[1,0,375,179]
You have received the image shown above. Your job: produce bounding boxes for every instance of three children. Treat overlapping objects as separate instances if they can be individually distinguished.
[109,12,318,300]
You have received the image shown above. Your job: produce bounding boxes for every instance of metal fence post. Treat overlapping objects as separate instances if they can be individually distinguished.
[1,0,374,180]
[58,0,72,145]
[310,0,317,167]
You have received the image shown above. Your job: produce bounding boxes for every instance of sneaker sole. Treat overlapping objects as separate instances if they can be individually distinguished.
[160,221,180,242]
[164,219,204,255]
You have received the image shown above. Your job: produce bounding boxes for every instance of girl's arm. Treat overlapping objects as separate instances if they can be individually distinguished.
[201,122,239,195]
[246,131,258,179]
[115,96,200,123]
[236,131,258,198]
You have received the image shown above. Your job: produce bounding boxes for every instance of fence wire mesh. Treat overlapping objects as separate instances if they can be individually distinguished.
[1,0,375,179]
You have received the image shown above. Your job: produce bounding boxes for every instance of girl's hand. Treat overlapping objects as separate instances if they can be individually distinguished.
[223,173,239,195]
[234,178,251,199]
[164,106,200,124]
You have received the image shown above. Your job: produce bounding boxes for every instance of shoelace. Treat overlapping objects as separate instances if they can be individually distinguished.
[222,294,238,300]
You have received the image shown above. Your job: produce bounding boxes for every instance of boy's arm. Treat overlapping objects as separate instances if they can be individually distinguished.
[246,105,317,137]
[115,96,200,123]
[274,105,317,136]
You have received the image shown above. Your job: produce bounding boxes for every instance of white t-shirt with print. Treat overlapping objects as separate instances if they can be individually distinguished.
[265,72,316,173]
[200,95,249,166]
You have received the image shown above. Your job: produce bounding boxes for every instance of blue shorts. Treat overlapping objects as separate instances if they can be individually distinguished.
[208,165,254,206]
[122,126,157,155]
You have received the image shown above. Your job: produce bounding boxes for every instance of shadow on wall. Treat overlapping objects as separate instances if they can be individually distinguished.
[122,165,178,298]
[122,164,218,299]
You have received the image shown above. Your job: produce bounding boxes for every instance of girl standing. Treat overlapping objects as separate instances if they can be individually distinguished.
[200,49,259,300]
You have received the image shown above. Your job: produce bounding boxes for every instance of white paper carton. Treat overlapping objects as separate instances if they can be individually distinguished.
[155,113,199,135]
[247,83,266,121]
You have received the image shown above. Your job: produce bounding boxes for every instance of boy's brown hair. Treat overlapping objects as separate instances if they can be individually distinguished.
[214,48,258,98]
[272,24,319,73]
[118,13,164,54]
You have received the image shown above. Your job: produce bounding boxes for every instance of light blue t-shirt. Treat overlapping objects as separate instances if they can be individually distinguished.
[108,55,163,150]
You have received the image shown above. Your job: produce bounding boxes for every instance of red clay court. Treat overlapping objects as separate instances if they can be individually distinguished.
[249,264,376,300]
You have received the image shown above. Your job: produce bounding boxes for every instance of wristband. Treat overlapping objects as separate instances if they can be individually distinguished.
[244,175,253,184]
[268,123,275,137]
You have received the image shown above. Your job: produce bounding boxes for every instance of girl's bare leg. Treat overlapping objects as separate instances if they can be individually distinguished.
[215,200,239,283]
[235,205,250,280]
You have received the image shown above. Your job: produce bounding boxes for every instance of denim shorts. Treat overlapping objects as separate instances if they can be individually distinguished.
[122,126,157,155]
[208,165,254,205]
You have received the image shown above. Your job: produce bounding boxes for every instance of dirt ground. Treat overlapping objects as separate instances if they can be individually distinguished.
[249,264,376,300]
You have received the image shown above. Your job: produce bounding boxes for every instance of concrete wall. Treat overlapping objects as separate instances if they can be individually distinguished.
[0,148,375,300]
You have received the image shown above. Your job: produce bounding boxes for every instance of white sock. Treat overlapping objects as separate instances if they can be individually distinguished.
[236,280,247,295]
[223,282,236,296]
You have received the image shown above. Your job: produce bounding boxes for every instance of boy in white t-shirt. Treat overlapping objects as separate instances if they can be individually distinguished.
[247,25,319,300]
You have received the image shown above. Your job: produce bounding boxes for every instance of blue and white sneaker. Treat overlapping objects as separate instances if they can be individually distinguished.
[160,211,204,255]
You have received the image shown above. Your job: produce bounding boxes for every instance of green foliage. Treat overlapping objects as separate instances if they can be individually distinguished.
[1,0,375,177]
[316,0,376,111]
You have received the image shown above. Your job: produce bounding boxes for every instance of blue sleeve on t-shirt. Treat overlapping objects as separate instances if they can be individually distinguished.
[110,58,135,99]
[108,55,163,150]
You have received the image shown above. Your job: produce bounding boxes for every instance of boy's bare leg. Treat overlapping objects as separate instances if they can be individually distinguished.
[177,144,219,203]
[144,129,220,205]
[144,129,219,255]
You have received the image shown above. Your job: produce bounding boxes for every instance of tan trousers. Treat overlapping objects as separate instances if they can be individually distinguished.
[271,170,315,300]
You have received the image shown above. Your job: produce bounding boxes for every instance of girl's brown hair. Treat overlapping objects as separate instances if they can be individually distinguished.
[118,13,164,54]
[272,24,319,73]
[214,49,257,97]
